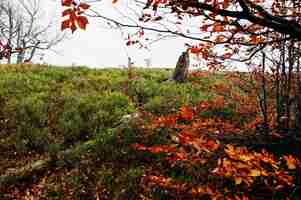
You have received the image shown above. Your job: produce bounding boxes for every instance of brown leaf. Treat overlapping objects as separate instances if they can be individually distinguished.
[61,19,70,31]
[62,8,73,17]
[79,3,90,10]
[62,0,73,7]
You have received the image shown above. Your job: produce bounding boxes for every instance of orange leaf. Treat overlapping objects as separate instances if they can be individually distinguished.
[215,35,226,43]
[234,177,242,185]
[249,169,261,177]
[284,155,300,170]
[76,16,89,30]
[250,35,265,44]
[213,24,224,32]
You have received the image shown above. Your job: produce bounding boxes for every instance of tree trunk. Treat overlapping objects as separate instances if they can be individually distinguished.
[296,44,301,134]
[172,50,189,83]
[297,81,301,133]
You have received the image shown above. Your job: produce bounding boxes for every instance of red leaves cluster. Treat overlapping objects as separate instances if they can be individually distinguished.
[61,0,90,33]
[0,41,12,60]
[125,29,145,47]
[0,41,25,61]
[249,35,266,44]
[189,43,213,59]
[129,80,300,199]
[177,131,220,153]
[148,98,241,134]
[148,105,195,129]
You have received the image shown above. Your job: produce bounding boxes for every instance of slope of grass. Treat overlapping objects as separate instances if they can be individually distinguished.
[0,64,299,200]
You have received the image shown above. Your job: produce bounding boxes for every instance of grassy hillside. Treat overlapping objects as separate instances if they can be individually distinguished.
[0,64,300,200]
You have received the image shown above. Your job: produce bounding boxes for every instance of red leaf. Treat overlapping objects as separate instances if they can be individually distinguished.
[200,24,211,32]
[71,22,77,33]
[61,19,71,31]
[204,140,220,151]
[62,0,73,7]
[131,143,147,151]
[126,41,131,46]
[190,47,201,54]
[179,106,194,121]
[62,8,73,17]
[139,29,144,37]
[76,16,89,30]
[78,3,90,10]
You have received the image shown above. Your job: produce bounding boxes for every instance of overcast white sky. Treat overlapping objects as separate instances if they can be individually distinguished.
[41,0,191,68]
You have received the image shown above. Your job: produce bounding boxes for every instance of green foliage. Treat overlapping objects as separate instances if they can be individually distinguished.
[57,91,134,144]
[128,78,211,115]
[200,107,236,120]
[127,78,161,104]
[5,93,50,152]
[0,65,135,153]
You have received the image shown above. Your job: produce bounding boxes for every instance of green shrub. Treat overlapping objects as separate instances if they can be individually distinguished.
[143,83,210,115]
[5,93,50,152]
[200,107,236,119]
[127,78,161,105]
[57,92,135,145]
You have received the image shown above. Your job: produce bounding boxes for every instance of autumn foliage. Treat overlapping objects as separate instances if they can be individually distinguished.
[130,92,300,199]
